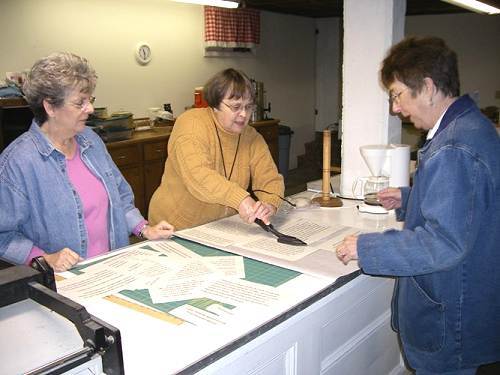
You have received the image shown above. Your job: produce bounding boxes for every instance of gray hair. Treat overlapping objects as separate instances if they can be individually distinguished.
[23,52,97,124]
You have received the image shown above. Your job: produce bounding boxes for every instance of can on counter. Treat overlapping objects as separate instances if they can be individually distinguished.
[194,87,208,108]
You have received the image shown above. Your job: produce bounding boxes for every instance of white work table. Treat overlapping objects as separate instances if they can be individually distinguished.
[3,189,405,375]
[192,193,405,375]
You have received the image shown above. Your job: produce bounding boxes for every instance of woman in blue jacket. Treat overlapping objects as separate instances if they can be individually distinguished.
[0,52,174,271]
[336,37,500,374]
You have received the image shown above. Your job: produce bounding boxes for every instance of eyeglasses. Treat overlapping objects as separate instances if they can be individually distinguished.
[221,101,256,114]
[389,88,408,104]
[68,96,96,111]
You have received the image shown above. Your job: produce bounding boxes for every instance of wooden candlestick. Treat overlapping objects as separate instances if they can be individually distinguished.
[312,130,343,207]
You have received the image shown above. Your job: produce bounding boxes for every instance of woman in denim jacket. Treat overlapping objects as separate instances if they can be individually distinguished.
[0,52,174,272]
[336,37,500,374]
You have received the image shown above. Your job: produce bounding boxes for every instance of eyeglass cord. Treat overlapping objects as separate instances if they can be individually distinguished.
[214,122,241,181]
[252,189,297,207]
[254,184,336,207]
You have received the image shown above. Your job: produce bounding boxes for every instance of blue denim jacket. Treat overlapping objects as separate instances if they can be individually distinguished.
[0,121,144,264]
[357,95,500,372]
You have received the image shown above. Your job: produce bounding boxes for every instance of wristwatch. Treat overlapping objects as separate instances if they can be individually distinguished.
[138,223,149,239]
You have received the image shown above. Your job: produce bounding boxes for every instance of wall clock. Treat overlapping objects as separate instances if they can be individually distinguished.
[135,43,152,65]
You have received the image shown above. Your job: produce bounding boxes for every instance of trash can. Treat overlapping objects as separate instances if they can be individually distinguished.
[278,125,294,180]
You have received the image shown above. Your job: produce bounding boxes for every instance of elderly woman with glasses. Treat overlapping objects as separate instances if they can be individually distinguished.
[149,68,284,230]
[336,37,500,374]
[0,52,174,272]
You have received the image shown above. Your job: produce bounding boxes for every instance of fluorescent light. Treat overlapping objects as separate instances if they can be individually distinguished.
[172,0,239,8]
[442,0,500,14]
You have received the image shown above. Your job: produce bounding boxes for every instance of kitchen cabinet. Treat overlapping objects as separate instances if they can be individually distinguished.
[105,128,171,217]
[143,140,168,211]
[0,97,33,152]
[251,119,279,166]
[107,142,145,215]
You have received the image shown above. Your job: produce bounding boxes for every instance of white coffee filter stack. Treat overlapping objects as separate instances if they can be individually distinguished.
[360,144,410,187]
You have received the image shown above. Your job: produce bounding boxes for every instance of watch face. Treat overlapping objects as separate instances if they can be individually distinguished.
[136,43,152,64]
[140,46,150,58]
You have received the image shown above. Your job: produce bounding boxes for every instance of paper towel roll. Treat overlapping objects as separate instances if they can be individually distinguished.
[389,144,410,187]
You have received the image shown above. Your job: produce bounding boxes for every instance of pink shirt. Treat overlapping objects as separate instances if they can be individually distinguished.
[67,145,110,258]
[26,145,110,262]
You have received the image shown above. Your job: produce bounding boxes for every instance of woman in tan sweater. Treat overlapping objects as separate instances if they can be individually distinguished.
[148,69,284,230]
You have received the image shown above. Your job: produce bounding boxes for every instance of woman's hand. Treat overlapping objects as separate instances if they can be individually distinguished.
[238,196,258,223]
[238,197,277,224]
[253,202,276,225]
[142,221,175,240]
[43,248,83,272]
[377,187,402,210]
[335,235,359,265]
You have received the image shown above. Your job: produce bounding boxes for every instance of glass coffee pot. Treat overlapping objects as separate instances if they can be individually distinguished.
[352,176,389,205]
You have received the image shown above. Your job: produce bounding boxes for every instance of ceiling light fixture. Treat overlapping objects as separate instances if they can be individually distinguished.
[172,0,239,8]
[441,0,500,14]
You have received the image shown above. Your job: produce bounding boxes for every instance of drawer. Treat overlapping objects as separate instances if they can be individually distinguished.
[322,317,400,375]
[144,141,167,161]
[320,278,394,362]
[108,144,142,167]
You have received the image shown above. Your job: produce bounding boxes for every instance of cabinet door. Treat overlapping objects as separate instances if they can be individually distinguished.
[144,160,165,215]
[0,105,33,152]
[108,144,144,214]
[144,141,167,161]
[107,137,169,218]
[143,139,168,216]
[120,166,145,216]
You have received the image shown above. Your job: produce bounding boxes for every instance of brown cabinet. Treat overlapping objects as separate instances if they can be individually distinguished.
[251,119,279,166]
[120,166,145,214]
[143,140,168,210]
[106,128,170,217]
[0,98,33,152]
[107,143,145,214]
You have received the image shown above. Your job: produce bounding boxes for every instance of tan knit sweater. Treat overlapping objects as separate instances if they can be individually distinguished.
[148,107,284,230]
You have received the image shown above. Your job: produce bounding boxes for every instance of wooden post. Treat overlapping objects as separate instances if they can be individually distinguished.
[322,130,332,201]
[312,130,343,207]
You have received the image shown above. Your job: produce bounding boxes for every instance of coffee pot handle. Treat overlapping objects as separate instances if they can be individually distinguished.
[352,178,364,199]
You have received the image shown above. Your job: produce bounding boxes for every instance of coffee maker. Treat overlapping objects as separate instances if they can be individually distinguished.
[355,144,411,213]
[250,79,271,122]
[360,144,410,187]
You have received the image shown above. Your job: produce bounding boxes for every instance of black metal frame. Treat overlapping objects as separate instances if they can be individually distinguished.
[0,260,124,375]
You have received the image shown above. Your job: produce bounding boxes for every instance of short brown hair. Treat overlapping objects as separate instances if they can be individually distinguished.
[23,52,97,124]
[203,68,255,108]
[381,36,460,97]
